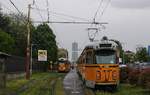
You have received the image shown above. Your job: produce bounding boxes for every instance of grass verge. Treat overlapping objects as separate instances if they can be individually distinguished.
[0,72,65,95]
[96,84,150,95]
[55,77,65,95]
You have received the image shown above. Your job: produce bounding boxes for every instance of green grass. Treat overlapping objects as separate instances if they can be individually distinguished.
[20,72,65,95]
[96,84,150,95]
[0,72,65,95]
[55,77,65,95]
[0,77,28,95]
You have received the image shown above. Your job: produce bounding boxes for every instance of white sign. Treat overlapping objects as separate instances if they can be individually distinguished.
[119,58,122,63]
[38,50,47,61]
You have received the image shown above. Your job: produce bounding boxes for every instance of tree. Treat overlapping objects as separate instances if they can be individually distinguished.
[8,13,29,56]
[124,51,135,63]
[0,13,11,32]
[32,23,58,63]
[109,39,124,60]
[135,47,149,62]
[0,12,31,56]
[0,29,14,53]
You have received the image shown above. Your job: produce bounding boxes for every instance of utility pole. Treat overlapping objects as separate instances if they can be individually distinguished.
[26,4,31,80]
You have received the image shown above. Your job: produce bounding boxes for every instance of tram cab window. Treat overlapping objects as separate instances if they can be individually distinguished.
[58,60,66,64]
[86,51,93,64]
[95,50,116,64]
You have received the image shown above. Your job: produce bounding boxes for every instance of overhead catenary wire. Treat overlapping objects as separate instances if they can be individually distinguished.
[50,14,77,22]
[93,0,104,22]
[99,0,111,20]
[88,0,111,42]
[0,2,14,13]
[33,21,108,24]
[8,0,26,23]
[46,0,50,22]
[9,0,22,14]
[93,0,111,22]
[34,2,44,22]
[31,7,90,22]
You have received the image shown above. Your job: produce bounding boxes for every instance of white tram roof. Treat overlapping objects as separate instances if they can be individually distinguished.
[58,57,67,61]
[85,39,118,50]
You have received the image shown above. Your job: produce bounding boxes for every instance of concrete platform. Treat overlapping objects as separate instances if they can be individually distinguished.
[63,68,85,95]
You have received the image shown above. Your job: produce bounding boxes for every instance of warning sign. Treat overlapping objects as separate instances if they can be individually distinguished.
[38,50,47,61]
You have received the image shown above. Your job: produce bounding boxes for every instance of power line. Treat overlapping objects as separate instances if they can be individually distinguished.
[0,2,14,13]
[8,0,26,24]
[93,0,104,22]
[9,0,22,14]
[33,21,108,24]
[31,7,90,22]
[46,0,50,22]
[99,0,111,20]
[48,14,76,22]
[34,2,44,22]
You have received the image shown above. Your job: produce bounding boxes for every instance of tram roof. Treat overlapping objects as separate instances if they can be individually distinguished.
[85,40,118,50]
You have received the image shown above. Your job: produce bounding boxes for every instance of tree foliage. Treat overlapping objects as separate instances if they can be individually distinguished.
[0,12,34,56]
[135,47,149,62]
[0,13,11,32]
[124,51,135,63]
[109,39,123,59]
[32,23,58,63]
[0,29,14,53]
[9,14,28,56]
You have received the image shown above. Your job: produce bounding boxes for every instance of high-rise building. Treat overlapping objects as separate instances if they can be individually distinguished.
[148,46,150,56]
[72,42,78,63]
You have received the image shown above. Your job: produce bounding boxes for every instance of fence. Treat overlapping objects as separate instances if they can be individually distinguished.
[5,55,46,73]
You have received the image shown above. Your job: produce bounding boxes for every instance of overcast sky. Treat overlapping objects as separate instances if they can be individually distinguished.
[0,0,150,59]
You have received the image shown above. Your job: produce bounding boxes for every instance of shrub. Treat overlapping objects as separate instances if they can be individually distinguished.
[120,67,128,83]
[128,69,140,85]
[139,68,150,89]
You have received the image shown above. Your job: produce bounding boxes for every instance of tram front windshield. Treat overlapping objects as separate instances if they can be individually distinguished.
[58,60,66,64]
[95,50,116,64]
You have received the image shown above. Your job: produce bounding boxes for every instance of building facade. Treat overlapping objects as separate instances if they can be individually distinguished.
[72,42,78,63]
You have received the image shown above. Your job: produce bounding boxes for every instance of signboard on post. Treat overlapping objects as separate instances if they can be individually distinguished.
[38,50,47,61]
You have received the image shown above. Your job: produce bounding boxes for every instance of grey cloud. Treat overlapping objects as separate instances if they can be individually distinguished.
[111,0,150,8]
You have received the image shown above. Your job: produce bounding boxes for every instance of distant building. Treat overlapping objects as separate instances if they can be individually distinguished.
[72,42,78,63]
[148,46,150,56]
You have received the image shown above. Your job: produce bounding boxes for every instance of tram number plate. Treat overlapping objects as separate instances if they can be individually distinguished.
[97,70,114,81]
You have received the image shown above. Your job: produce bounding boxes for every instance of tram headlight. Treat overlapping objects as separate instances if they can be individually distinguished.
[63,67,65,70]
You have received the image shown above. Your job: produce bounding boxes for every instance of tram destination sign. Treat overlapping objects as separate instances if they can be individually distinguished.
[38,50,47,61]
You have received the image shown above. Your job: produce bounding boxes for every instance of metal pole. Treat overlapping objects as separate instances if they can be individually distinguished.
[26,4,31,80]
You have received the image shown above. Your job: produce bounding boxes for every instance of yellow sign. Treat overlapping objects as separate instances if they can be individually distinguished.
[38,50,47,61]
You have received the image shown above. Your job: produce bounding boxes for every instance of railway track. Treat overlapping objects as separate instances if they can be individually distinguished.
[84,88,95,95]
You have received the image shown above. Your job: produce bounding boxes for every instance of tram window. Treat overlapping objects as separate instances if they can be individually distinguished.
[58,60,66,63]
[86,51,93,64]
[82,54,86,64]
[95,50,116,64]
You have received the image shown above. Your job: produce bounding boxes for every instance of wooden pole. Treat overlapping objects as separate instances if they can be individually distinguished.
[26,4,31,80]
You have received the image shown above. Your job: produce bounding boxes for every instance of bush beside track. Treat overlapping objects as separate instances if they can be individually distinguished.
[96,84,150,95]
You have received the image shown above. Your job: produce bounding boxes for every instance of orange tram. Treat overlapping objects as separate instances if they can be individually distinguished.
[77,37,120,90]
[58,58,70,72]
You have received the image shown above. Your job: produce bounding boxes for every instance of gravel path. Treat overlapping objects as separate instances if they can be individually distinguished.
[63,68,85,95]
